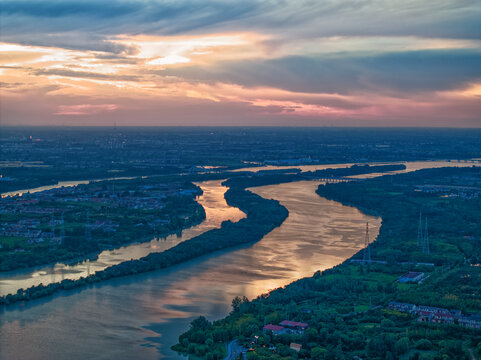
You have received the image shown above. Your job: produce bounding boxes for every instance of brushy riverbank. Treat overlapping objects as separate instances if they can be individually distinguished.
[173,166,481,360]
[0,163,402,305]
[0,180,288,305]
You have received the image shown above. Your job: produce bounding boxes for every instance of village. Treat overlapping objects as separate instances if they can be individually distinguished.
[0,179,204,270]
[243,301,481,357]
[388,301,481,329]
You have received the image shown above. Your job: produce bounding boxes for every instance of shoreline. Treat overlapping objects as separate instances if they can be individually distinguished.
[0,182,286,306]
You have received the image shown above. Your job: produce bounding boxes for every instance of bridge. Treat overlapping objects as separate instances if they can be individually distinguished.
[309,177,358,183]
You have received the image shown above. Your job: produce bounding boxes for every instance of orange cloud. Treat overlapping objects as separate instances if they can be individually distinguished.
[55,104,118,115]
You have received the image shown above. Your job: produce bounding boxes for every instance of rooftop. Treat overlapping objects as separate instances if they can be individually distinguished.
[263,324,284,332]
[400,272,424,279]
[279,320,308,328]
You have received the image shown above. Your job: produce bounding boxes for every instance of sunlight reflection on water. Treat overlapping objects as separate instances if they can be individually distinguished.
[0,180,380,360]
[0,180,245,296]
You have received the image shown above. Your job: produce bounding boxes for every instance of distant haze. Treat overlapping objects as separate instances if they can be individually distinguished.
[1,1,481,127]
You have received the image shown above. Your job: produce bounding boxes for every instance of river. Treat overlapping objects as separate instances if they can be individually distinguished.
[0,160,478,360]
[0,180,245,296]
[232,159,479,174]
[0,180,380,360]
[0,177,140,198]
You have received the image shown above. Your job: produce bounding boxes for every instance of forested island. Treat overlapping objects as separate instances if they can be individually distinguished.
[174,166,481,360]
[0,177,288,305]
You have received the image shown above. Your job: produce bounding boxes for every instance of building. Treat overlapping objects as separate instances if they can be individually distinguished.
[279,320,308,334]
[279,320,308,329]
[290,343,302,352]
[398,272,424,283]
[432,313,455,325]
[388,301,416,312]
[263,324,285,335]
[416,305,461,317]
[387,301,481,329]
[458,315,481,329]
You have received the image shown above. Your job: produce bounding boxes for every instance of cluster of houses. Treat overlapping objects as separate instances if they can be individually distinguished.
[0,181,200,246]
[0,218,60,244]
[0,219,42,239]
[414,184,481,199]
[89,195,168,210]
[1,181,198,214]
[247,321,307,355]
[90,219,119,232]
[264,157,313,166]
[263,320,309,336]
[388,302,481,329]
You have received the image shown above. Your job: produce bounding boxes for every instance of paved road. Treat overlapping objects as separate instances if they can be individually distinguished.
[224,340,244,360]
[469,348,477,360]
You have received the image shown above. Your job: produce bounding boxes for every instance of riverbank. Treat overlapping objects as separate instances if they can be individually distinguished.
[0,179,245,296]
[0,180,287,305]
[0,178,381,360]
[175,166,481,360]
[0,164,402,303]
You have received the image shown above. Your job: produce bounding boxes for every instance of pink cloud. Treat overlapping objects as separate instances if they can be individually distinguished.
[55,104,118,115]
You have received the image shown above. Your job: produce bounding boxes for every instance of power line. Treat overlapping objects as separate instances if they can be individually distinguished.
[423,217,430,254]
[417,211,423,246]
[60,212,65,244]
[363,222,371,264]
[85,209,92,243]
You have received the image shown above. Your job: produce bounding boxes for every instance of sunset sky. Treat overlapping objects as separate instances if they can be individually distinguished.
[1,0,481,127]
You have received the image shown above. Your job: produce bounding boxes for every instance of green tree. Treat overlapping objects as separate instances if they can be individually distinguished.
[395,337,411,355]
[311,347,327,360]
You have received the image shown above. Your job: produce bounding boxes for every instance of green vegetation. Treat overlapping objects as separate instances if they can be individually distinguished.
[0,165,181,193]
[174,166,481,360]
[0,176,288,305]
[0,180,205,271]
[0,163,400,274]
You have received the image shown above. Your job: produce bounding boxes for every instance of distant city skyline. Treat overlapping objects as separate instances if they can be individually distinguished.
[1,0,481,127]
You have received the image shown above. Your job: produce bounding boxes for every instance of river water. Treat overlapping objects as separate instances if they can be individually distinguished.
[0,177,140,198]
[0,180,380,360]
[0,160,478,360]
[0,180,245,296]
[232,159,478,174]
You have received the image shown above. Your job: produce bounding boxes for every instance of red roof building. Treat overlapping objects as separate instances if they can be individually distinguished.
[263,324,285,335]
[279,320,308,328]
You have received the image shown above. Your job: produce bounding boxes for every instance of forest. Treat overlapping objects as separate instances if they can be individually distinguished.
[174,166,481,360]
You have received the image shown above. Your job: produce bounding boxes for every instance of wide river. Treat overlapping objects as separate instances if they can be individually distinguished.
[0,160,477,360]
[0,180,246,296]
[0,180,380,360]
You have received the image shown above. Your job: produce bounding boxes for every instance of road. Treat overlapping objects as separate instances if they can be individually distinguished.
[224,340,244,360]
[469,348,477,360]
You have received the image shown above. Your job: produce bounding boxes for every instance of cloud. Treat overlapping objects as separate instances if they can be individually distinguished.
[1,1,481,126]
[34,68,139,81]
[55,103,118,115]
[161,49,481,94]
[1,1,480,53]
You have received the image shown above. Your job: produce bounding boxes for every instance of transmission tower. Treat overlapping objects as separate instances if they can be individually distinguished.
[85,210,92,243]
[86,260,91,276]
[50,215,56,238]
[417,211,423,246]
[60,212,65,243]
[422,217,430,254]
[362,222,371,264]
